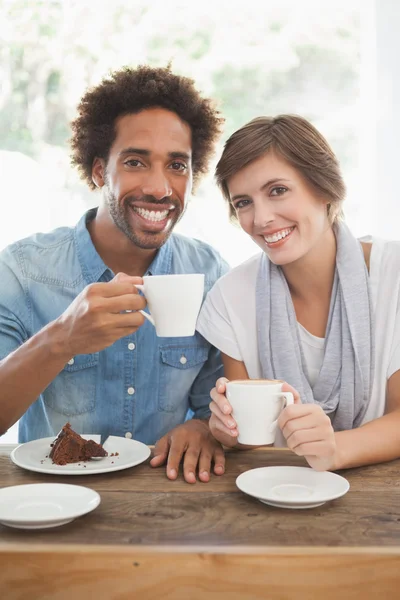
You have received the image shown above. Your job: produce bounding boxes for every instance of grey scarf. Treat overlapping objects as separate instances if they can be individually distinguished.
[256,222,374,431]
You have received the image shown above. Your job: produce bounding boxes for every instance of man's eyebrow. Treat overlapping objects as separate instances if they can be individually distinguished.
[118,148,191,160]
[169,151,191,160]
[231,178,290,201]
[119,148,150,157]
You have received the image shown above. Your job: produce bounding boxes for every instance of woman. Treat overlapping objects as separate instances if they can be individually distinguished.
[196,114,400,471]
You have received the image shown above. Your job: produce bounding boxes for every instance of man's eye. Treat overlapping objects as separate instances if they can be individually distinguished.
[170,162,187,171]
[270,186,288,196]
[125,159,143,167]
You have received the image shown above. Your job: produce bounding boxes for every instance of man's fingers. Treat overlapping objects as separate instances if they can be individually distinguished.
[108,311,146,330]
[166,442,186,480]
[102,293,147,314]
[197,442,226,481]
[111,273,143,285]
[183,447,201,484]
[197,449,213,483]
[93,273,143,299]
[212,444,225,476]
[152,422,226,484]
[88,281,141,299]
[150,436,170,467]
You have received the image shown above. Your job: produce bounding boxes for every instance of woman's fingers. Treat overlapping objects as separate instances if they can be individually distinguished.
[281,382,301,403]
[210,385,233,416]
[209,400,237,433]
[209,413,238,442]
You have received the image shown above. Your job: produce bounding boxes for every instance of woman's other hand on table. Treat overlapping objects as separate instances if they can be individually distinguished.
[278,385,338,471]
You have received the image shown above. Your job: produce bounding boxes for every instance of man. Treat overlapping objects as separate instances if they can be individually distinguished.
[0,65,229,483]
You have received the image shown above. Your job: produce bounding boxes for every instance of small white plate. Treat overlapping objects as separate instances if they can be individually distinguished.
[236,466,350,509]
[0,483,100,529]
[11,435,151,475]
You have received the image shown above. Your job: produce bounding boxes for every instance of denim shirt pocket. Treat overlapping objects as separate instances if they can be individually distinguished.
[44,352,99,417]
[158,345,209,412]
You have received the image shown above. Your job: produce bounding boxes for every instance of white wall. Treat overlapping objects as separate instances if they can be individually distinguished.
[372,0,400,239]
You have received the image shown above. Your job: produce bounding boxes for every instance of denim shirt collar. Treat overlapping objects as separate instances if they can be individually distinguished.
[146,236,172,276]
[74,208,173,283]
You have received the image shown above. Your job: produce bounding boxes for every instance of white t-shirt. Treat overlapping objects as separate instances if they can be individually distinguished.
[298,324,325,388]
[197,237,400,426]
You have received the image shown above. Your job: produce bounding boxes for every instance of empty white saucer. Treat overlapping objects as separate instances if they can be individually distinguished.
[236,466,350,509]
[0,483,100,529]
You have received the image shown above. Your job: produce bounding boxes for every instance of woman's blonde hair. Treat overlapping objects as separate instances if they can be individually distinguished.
[215,114,345,223]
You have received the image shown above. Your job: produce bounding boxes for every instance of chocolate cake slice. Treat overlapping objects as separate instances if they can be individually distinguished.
[49,422,108,465]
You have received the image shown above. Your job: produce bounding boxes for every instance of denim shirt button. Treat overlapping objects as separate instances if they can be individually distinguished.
[127,387,135,395]
[67,358,74,365]
[128,343,135,350]
[179,355,187,365]
[125,432,132,439]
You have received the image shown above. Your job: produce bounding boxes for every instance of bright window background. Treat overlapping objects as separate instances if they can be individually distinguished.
[0,0,387,442]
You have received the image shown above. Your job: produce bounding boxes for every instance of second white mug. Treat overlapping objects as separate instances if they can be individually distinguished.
[226,379,294,445]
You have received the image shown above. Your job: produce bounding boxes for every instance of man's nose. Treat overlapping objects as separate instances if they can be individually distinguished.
[141,169,172,200]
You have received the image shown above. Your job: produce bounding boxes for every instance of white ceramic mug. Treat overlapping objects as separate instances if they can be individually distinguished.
[225,379,294,445]
[135,274,204,337]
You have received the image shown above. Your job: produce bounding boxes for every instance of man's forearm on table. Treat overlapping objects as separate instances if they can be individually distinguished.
[0,320,71,434]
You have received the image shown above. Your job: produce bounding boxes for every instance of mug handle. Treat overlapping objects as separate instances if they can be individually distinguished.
[133,284,155,328]
[269,392,294,432]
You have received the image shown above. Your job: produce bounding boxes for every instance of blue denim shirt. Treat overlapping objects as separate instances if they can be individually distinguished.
[0,209,229,443]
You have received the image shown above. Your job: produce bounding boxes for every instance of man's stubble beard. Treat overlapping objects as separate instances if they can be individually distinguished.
[104,186,186,251]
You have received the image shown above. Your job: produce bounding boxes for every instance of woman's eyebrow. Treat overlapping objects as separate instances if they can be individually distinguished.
[231,178,291,201]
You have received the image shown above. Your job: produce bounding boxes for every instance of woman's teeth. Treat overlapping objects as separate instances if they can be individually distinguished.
[133,207,171,222]
[264,227,294,244]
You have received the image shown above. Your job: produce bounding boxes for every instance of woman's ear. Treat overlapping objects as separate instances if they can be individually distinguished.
[326,200,335,224]
[92,157,105,188]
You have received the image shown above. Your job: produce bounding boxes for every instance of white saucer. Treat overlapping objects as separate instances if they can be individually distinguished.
[11,435,151,475]
[0,483,100,529]
[236,466,350,509]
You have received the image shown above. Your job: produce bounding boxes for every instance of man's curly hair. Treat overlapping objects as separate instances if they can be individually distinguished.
[70,65,224,190]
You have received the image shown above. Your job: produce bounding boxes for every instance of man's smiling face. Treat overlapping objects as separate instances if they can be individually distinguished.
[94,107,193,250]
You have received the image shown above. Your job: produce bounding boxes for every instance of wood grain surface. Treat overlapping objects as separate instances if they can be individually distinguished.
[1,448,400,598]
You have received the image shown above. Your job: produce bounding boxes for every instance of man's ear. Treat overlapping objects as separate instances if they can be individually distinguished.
[92,157,106,188]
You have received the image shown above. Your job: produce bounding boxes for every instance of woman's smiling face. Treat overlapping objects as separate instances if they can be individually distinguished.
[227,151,331,266]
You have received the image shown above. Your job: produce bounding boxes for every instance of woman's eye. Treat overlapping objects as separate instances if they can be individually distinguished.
[170,162,187,171]
[270,186,288,196]
[233,199,251,210]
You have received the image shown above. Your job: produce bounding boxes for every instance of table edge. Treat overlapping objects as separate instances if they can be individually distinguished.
[1,543,400,555]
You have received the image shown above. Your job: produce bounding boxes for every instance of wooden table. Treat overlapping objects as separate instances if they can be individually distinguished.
[1,448,400,599]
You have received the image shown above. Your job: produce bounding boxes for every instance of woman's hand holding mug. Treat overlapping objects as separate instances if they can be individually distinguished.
[209,377,338,470]
[209,377,294,448]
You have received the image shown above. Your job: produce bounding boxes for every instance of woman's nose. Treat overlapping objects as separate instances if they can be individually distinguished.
[253,205,274,229]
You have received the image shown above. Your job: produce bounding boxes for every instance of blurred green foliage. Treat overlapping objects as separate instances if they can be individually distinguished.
[0,0,361,175]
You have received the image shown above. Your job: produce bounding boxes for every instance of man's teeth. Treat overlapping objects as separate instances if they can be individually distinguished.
[133,207,170,222]
[264,227,294,244]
